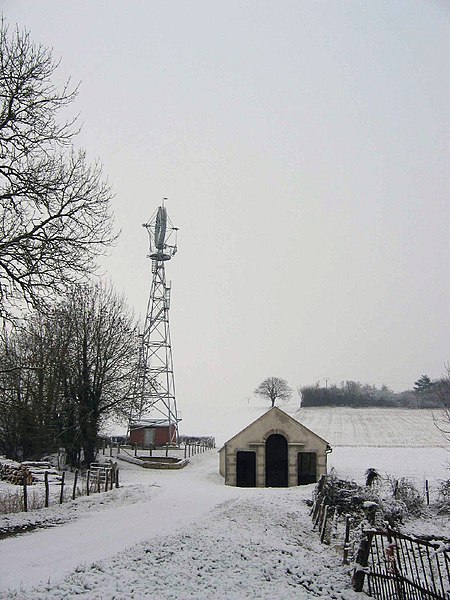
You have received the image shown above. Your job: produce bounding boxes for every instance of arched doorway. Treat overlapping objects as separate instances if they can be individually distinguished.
[265,434,288,487]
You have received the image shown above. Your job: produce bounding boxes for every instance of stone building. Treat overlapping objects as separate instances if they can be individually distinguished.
[219,406,330,487]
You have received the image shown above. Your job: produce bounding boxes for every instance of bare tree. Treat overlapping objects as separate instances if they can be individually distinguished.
[254,376,292,408]
[0,282,139,465]
[58,282,139,465]
[0,19,116,320]
[432,370,450,442]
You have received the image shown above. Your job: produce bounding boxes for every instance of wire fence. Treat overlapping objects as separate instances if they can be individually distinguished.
[0,465,119,515]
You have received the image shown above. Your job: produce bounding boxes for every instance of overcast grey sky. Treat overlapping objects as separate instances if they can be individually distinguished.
[3,1,450,432]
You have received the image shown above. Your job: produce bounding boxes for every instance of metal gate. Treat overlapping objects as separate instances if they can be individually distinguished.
[365,529,450,599]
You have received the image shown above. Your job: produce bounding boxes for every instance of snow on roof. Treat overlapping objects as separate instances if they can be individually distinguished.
[130,419,172,429]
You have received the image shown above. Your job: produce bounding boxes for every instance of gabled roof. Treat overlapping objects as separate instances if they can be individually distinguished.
[222,406,329,447]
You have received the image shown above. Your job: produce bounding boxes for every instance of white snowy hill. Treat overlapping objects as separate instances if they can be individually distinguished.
[178,395,448,449]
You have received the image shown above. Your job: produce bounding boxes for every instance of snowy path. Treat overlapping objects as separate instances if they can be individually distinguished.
[0,452,242,591]
[0,451,359,599]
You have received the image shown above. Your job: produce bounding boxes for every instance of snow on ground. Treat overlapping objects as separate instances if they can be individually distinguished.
[294,406,448,448]
[0,451,360,600]
[0,406,449,599]
[329,446,449,486]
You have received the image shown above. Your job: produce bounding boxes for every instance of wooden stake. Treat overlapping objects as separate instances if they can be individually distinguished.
[72,469,78,500]
[59,472,65,504]
[44,471,49,508]
[352,531,373,592]
[22,474,28,512]
[343,515,352,564]
[320,505,329,543]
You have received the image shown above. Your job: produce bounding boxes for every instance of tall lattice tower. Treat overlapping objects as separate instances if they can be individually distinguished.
[132,203,180,442]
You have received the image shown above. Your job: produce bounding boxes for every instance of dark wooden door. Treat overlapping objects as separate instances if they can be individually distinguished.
[297,452,317,485]
[265,434,288,487]
[236,451,256,487]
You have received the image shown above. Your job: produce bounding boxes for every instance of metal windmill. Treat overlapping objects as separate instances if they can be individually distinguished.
[132,202,180,442]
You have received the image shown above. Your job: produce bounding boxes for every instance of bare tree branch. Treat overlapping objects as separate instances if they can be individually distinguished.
[0,18,117,321]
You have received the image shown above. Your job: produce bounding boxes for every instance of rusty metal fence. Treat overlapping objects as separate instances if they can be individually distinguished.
[356,528,450,599]
[310,475,450,599]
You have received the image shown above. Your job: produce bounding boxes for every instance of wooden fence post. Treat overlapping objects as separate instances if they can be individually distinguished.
[352,531,373,592]
[313,499,325,529]
[343,515,352,564]
[425,480,430,505]
[105,469,109,492]
[86,470,90,496]
[72,469,78,500]
[22,474,28,512]
[117,442,121,454]
[115,468,119,488]
[320,505,330,543]
[97,470,101,493]
[44,471,49,508]
[134,443,138,457]
[184,444,187,459]
[59,472,65,504]
[165,443,169,457]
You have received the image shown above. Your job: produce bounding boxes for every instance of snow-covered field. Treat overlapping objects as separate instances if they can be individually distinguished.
[0,406,449,599]
[178,398,448,448]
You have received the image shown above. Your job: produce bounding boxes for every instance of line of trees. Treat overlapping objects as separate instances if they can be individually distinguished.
[299,379,441,409]
[0,283,139,465]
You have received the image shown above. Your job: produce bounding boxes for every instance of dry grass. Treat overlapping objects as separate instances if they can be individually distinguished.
[0,488,44,514]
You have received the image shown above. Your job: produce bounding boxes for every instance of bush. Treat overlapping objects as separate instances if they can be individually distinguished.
[388,477,424,516]
[315,470,424,528]
[436,479,450,513]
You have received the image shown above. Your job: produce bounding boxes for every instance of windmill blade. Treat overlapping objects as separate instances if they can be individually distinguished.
[155,206,167,251]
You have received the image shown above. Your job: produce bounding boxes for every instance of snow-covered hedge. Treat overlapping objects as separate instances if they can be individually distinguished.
[315,469,424,529]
